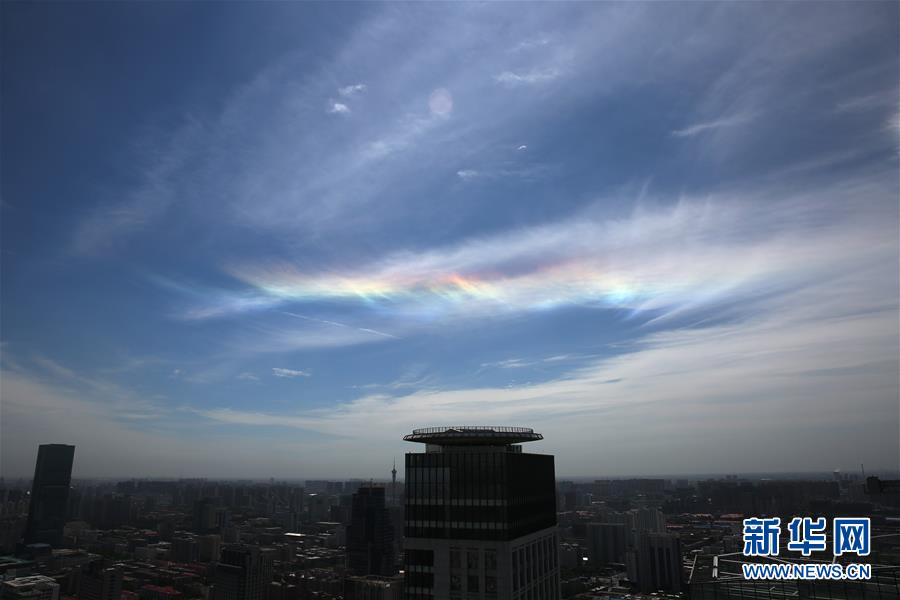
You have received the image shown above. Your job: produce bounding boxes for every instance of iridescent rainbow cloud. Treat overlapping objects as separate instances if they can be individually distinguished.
[215,200,799,321]
[185,193,875,324]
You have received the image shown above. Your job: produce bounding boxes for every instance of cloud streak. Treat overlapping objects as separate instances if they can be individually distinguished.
[196,172,896,333]
[272,367,310,378]
[671,113,755,137]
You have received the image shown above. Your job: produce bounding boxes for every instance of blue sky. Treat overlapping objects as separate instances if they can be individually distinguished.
[2,2,898,478]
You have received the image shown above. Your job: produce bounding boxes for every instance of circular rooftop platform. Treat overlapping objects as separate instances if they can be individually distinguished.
[403,426,543,446]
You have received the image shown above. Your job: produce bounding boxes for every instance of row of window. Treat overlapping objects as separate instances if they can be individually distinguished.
[449,548,498,571]
[449,573,498,595]
[512,535,558,592]
[513,574,559,600]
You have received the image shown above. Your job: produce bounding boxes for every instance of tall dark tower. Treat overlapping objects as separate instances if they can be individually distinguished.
[212,544,275,600]
[24,444,75,547]
[403,426,559,600]
[347,486,395,576]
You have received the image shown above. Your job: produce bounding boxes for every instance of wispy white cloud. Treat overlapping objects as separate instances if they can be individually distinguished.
[237,372,259,381]
[456,169,479,180]
[272,367,310,378]
[481,358,530,369]
[494,68,561,86]
[0,367,349,478]
[195,289,899,473]
[71,118,205,255]
[511,35,552,53]
[480,354,588,370]
[338,83,367,97]
[328,102,350,114]
[210,170,895,330]
[67,3,893,257]
[671,113,755,137]
[835,88,897,113]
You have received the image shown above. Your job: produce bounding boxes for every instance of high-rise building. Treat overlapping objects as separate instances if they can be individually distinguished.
[77,562,123,600]
[24,444,75,547]
[171,535,199,563]
[586,523,626,566]
[1,576,60,600]
[212,544,275,600]
[403,426,559,600]
[198,534,222,563]
[347,486,395,576]
[193,498,225,534]
[629,532,682,593]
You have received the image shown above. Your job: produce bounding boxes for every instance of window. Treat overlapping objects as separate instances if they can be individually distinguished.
[467,575,480,593]
[485,575,497,595]
[467,550,479,570]
[408,549,434,567]
[450,575,462,592]
[450,549,461,569]
[484,549,497,571]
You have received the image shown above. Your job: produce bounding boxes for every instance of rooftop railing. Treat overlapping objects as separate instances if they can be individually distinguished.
[410,426,535,435]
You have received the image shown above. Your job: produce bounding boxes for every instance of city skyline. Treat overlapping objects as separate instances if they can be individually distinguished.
[2,2,899,478]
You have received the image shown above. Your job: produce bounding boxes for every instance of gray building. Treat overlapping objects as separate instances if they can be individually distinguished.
[77,562,122,600]
[212,544,275,600]
[1,576,59,600]
[630,532,682,593]
[586,523,626,566]
[403,426,559,600]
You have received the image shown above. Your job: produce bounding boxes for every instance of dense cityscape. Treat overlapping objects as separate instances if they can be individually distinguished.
[1,431,899,600]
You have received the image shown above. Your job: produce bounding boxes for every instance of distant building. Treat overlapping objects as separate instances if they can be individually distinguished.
[77,562,122,600]
[193,499,225,534]
[624,507,666,548]
[212,544,275,600]
[345,574,404,600]
[630,532,682,593]
[24,445,75,547]
[403,426,559,600]
[1,575,60,600]
[347,487,395,576]
[586,523,626,566]
[198,534,222,563]
[171,536,199,563]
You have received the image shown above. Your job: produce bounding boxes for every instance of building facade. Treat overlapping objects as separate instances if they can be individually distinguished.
[631,532,682,593]
[403,426,559,600]
[212,544,275,600]
[347,486,395,576]
[77,562,123,600]
[586,523,626,566]
[24,445,75,547]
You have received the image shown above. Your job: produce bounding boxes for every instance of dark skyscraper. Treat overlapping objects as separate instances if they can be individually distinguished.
[403,426,559,600]
[631,532,682,593]
[212,544,275,600]
[24,444,75,547]
[347,486,395,576]
[77,562,123,600]
[586,522,626,566]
